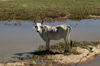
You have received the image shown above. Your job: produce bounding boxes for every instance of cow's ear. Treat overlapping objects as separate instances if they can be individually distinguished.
[40,26,43,28]
[34,20,36,24]
[34,26,37,29]
[33,26,35,29]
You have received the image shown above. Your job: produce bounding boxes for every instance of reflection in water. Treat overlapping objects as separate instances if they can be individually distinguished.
[0,19,100,64]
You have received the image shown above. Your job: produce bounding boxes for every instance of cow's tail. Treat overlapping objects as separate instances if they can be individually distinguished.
[70,27,73,47]
[68,25,73,47]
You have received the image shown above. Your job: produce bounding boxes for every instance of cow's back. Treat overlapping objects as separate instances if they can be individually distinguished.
[46,24,68,40]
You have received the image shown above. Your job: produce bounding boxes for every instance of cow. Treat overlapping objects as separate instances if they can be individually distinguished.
[33,20,72,52]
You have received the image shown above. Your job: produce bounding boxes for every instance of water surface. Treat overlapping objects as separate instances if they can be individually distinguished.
[0,19,100,63]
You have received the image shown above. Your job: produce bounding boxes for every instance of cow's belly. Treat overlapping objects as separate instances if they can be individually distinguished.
[48,34,63,40]
[50,37,62,40]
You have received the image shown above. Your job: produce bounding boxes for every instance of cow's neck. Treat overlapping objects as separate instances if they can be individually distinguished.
[39,31,45,41]
[39,26,48,41]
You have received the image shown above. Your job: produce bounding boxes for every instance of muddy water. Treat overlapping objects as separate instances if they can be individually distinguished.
[0,19,100,64]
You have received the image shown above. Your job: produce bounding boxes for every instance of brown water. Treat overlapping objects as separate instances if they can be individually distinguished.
[0,19,100,65]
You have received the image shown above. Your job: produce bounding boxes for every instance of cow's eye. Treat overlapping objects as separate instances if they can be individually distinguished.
[40,26,43,28]
[35,26,37,28]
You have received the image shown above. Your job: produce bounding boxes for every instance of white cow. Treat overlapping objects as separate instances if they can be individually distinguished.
[34,20,72,52]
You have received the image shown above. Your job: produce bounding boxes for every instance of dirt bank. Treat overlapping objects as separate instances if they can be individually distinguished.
[47,45,100,65]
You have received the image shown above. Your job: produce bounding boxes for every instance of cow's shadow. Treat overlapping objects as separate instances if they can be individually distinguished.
[14,50,61,56]
[14,52,34,56]
[33,50,61,55]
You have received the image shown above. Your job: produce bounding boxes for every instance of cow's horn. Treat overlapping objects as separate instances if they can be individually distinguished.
[41,20,44,24]
[34,19,36,24]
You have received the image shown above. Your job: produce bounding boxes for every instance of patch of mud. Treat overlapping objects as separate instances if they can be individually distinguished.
[22,4,28,7]
[4,22,21,26]
[47,45,100,65]
[0,62,24,66]
[0,62,44,66]
[32,15,100,23]
[88,15,100,19]
[0,0,12,1]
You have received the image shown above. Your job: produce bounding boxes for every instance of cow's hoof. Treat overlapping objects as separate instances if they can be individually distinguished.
[64,50,69,53]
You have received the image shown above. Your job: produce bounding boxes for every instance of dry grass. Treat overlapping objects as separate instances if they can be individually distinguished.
[0,0,100,20]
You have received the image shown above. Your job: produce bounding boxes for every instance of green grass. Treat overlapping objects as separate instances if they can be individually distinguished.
[33,41,100,56]
[0,0,100,20]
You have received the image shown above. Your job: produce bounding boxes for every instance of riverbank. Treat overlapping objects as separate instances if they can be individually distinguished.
[0,0,100,21]
[0,41,100,66]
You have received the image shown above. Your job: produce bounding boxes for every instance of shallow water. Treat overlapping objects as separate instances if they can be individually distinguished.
[0,19,100,64]
[77,57,100,66]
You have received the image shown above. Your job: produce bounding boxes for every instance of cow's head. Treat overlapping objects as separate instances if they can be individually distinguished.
[33,20,44,33]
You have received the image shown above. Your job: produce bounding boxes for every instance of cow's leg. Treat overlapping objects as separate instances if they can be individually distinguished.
[46,40,50,51]
[64,38,69,52]
[67,36,70,51]
[64,31,70,52]
[67,33,70,49]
